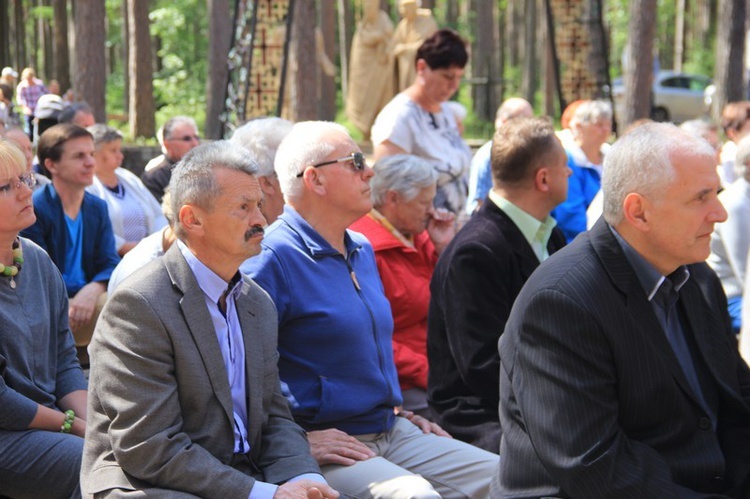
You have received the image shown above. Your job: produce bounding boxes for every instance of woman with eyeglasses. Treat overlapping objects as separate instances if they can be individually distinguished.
[371,28,472,216]
[85,124,167,256]
[0,139,87,498]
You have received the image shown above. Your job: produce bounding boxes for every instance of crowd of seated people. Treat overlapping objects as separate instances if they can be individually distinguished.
[2,44,750,499]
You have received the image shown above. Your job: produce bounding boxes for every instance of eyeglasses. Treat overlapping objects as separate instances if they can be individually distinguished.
[296,152,366,178]
[0,172,36,196]
[167,135,201,143]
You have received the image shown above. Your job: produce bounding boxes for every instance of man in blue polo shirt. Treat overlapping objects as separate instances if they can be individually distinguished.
[22,124,119,360]
[243,121,497,499]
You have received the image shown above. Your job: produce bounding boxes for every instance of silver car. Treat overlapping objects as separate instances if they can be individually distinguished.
[612,71,712,124]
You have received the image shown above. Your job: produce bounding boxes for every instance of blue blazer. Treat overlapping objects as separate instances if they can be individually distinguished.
[21,184,120,296]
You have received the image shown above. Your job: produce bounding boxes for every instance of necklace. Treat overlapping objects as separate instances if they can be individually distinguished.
[0,238,23,289]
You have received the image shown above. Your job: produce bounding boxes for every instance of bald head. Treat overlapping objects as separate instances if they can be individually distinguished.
[495,98,533,129]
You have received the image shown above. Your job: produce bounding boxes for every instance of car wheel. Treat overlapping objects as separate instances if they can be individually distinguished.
[651,107,670,122]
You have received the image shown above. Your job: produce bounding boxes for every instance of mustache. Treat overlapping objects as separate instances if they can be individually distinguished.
[244,225,265,241]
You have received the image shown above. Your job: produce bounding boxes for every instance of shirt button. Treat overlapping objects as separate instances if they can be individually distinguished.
[698,417,711,429]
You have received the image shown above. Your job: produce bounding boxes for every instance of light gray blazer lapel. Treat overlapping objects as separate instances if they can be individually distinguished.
[236,278,266,450]
[163,245,235,427]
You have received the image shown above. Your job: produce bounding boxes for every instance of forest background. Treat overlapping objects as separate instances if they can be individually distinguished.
[0,0,745,143]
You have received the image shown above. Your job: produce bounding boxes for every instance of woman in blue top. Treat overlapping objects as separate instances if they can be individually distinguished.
[552,99,612,242]
[0,139,87,499]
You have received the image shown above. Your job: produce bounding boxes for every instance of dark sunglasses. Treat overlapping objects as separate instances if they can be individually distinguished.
[296,152,366,178]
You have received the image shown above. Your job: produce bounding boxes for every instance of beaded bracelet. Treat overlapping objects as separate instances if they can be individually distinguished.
[60,410,75,434]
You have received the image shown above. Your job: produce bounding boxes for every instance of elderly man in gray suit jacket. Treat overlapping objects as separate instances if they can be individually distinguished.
[495,123,750,498]
[82,142,338,498]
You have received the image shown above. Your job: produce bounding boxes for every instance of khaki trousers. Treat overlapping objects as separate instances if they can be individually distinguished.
[321,417,498,499]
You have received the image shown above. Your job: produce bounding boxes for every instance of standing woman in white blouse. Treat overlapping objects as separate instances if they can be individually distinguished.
[86,125,167,256]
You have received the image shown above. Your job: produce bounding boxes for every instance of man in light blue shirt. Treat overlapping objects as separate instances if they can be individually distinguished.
[83,141,337,498]
[466,97,533,214]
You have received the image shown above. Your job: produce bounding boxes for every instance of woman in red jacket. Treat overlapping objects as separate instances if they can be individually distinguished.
[350,154,455,418]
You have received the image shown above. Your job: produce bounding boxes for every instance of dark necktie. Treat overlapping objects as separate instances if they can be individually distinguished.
[654,279,706,407]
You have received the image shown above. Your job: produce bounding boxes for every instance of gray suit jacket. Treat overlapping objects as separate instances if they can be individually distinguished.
[82,245,318,497]
[494,219,750,498]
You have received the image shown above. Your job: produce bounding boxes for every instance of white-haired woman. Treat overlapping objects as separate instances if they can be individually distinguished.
[0,139,87,498]
[551,99,612,242]
[350,154,454,417]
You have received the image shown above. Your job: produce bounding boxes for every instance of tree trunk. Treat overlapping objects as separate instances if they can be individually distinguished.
[471,0,499,121]
[622,0,656,129]
[53,0,70,93]
[522,0,537,105]
[0,0,9,68]
[41,0,53,80]
[544,1,555,117]
[444,0,459,28]
[713,0,746,122]
[205,0,232,139]
[73,0,106,120]
[121,0,129,114]
[674,0,685,72]
[128,0,155,138]
[497,2,505,102]
[579,0,610,101]
[319,0,336,121]
[290,0,317,121]
[508,0,519,67]
[13,0,25,68]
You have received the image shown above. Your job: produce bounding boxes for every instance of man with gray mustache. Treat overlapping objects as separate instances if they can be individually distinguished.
[83,141,337,498]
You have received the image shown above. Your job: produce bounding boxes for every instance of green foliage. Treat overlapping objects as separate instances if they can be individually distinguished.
[103,0,209,138]
[29,6,53,21]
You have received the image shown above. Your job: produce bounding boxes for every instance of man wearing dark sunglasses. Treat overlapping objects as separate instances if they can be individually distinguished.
[141,116,200,203]
[243,121,497,499]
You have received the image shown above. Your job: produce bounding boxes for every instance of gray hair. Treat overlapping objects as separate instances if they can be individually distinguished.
[274,121,352,200]
[571,99,613,126]
[679,118,718,140]
[602,122,716,225]
[495,97,533,126]
[59,102,93,124]
[169,141,259,240]
[158,116,198,148]
[734,134,750,180]
[371,154,437,208]
[230,117,293,177]
[87,124,123,147]
[161,189,174,226]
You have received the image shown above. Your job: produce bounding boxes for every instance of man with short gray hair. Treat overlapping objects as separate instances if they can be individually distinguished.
[141,115,200,203]
[83,141,336,498]
[495,122,750,497]
[243,121,497,499]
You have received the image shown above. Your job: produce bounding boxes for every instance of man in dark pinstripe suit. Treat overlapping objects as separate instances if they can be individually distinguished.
[494,122,750,498]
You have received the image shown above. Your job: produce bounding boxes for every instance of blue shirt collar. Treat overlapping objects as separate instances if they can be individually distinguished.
[277,205,362,258]
[609,225,689,301]
[177,240,241,304]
